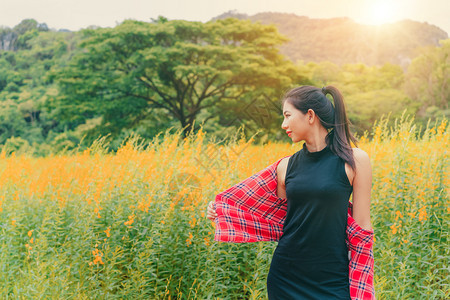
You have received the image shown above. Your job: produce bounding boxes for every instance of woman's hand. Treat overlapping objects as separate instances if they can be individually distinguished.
[206,200,218,221]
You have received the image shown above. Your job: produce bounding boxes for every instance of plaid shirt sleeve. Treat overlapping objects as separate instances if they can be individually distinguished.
[347,201,376,300]
[213,156,376,299]
[213,155,291,243]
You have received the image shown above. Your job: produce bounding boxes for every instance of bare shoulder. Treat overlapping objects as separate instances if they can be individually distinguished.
[352,147,371,167]
[345,148,371,186]
[351,147,372,181]
[352,147,369,157]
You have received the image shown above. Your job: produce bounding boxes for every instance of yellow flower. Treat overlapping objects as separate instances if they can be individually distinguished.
[429,127,436,135]
[407,212,416,218]
[186,232,194,247]
[390,224,397,234]
[374,126,382,141]
[124,214,135,226]
[418,206,427,222]
[28,230,33,237]
[189,216,197,228]
[90,247,104,265]
[104,227,111,238]
[94,207,101,218]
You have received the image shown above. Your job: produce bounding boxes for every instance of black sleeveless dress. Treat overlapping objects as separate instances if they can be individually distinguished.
[266,142,353,299]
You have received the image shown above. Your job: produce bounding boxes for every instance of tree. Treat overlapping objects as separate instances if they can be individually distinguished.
[0,28,77,147]
[405,39,450,113]
[0,100,28,143]
[0,19,50,51]
[52,18,299,142]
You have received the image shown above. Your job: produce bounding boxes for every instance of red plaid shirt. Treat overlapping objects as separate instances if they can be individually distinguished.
[214,155,376,300]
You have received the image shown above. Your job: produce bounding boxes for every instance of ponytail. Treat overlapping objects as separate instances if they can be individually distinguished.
[322,86,358,172]
[282,85,358,172]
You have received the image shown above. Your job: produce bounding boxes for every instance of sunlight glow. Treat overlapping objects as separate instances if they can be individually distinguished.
[367,1,397,25]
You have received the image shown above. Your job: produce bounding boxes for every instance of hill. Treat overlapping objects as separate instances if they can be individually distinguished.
[212,11,448,67]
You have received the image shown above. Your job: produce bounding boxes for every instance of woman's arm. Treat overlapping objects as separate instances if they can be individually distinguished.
[276,157,289,199]
[351,148,373,231]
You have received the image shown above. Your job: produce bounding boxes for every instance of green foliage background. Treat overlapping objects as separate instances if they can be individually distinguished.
[0,17,448,155]
[0,16,448,299]
[0,116,447,299]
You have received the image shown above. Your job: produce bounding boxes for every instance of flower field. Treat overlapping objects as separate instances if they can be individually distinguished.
[0,114,448,299]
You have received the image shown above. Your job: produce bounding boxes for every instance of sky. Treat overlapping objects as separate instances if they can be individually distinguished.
[1,0,449,34]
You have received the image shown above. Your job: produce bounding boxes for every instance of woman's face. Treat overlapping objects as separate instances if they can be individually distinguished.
[281,100,310,143]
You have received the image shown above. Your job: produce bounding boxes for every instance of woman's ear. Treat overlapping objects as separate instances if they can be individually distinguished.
[307,109,314,123]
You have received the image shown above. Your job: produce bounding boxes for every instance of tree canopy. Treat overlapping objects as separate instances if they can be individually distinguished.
[0,18,447,155]
[404,39,450,118]
[52,18,301,142]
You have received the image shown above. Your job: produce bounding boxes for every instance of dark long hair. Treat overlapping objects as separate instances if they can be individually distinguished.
[281,85,358,171]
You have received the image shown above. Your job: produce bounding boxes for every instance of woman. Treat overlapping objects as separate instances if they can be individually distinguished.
[207,85,374,299]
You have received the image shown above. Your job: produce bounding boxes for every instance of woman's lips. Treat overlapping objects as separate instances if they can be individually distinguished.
[287,132,292,137]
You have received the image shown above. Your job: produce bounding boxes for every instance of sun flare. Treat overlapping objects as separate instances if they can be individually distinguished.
[368,1,396,25]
